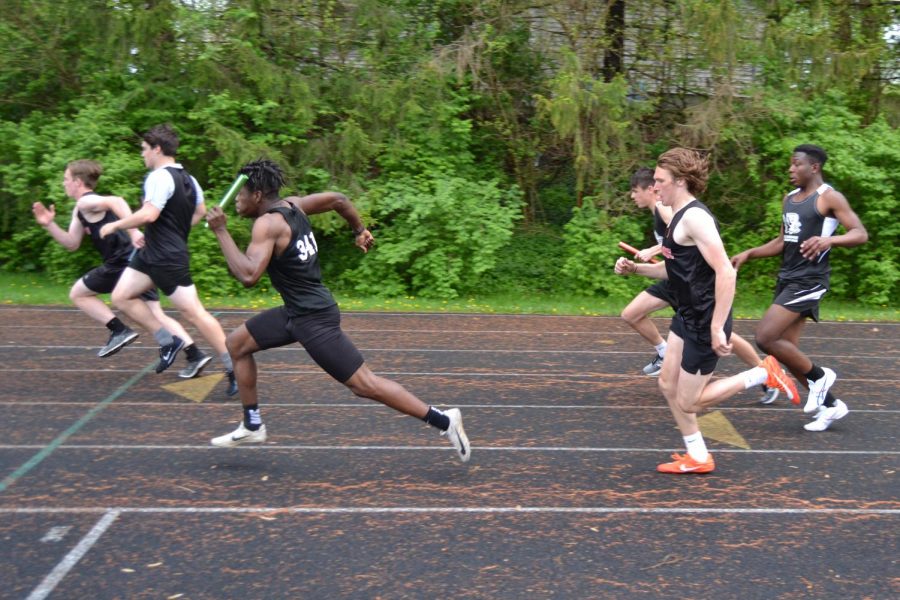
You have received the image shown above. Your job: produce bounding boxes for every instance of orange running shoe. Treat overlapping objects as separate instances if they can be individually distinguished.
[761,355,800,405]
[656,452,716,474]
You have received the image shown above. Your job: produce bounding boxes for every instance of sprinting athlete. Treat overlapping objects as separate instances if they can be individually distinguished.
[205,159,470,462]
[100,125,235,391]
[621,167,779,404]
[616,148,798,474]
[32,159,200,371]
[731,144,868,431]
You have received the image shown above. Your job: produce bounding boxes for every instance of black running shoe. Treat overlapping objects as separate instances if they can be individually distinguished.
[98,328,139,358]
[178,354,213,379]
[156,336,186,373]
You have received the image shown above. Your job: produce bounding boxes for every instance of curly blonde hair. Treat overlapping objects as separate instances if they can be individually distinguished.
[656,148,709,197]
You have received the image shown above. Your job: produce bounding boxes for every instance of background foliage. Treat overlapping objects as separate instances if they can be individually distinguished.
[0,0,897,305]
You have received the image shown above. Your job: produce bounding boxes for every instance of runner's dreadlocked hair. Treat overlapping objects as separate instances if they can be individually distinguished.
[239,159,286,200]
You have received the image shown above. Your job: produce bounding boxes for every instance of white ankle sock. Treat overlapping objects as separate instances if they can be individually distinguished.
[743,366,768,389]
[655,342,667,357]
[683,432,709,462]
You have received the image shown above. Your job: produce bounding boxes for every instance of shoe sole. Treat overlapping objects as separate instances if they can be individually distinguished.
[803,369,837,414]
[98,331,139,358]
[178,355,213,379]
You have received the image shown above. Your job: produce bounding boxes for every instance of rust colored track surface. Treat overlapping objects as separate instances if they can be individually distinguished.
[1,307,897,599]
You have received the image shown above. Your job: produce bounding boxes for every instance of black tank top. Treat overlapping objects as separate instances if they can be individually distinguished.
[76,195,134,266]
[779,184,838,282]
[652,205,667,245]
[662,200,730,331]
[141,167,196,265]
[265,205,337,317]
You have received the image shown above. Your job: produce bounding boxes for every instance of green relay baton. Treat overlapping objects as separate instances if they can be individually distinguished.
[205,173,249,228]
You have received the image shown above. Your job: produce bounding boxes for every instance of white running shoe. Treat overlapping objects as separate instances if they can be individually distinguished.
[211,422,267,447]
[441,408,471,463]
[759,385,779,405]
[805,368,837,414]
[804,399,848,432]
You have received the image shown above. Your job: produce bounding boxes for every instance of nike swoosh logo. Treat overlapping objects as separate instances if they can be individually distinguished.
[679,464,705,472]
[231,434,250,441]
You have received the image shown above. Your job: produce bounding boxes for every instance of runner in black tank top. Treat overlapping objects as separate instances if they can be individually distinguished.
[618,169,777,403]
[263,205,336,317]
[616,148,798,474]
[662,199,729,336]
[731,144,868,431]
[205,159,471,463]
[31,160,195,359]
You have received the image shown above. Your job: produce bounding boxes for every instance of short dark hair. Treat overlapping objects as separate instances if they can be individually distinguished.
[630,167,655,190]
[793,144,827,167]
[239,159,286,200]
[142,124,179,157]
[66,159,103,189]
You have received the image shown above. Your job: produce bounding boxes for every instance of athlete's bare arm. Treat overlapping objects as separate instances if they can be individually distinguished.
[32,203,84,251]
[286,193,374,252]
[206,207,280,287]
[800,189,868,260]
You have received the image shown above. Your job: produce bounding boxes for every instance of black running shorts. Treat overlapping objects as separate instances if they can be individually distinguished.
[82,263,159,301]
[644,280,679,308]
[773,278,827,322]
[245,304,364,383]
[128,251,193,296]
[669,311,733,375]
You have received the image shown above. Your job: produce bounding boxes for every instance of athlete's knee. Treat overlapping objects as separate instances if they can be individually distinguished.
[225,329,251,358]
[345,369,380,398]
[754,330,776,354]
[620,306,636,325]
[658,372,676,399]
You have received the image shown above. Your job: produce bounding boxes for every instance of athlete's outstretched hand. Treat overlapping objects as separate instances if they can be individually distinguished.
[32,202,56,226]
[354,229,375,253]
[614,256,636,275]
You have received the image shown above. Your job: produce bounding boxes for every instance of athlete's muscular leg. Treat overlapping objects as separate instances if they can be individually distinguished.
[146,301,194,346]
[110,268,162,333]
[657,332,701,435]
[167,285,227,355]
[225,324,260,407]
[69,279,115,324]
[755,304,811,384]
[343,364,430,419]
[621,292,669,346]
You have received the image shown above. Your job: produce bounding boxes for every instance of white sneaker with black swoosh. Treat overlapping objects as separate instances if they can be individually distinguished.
[441,408,470,463]
[211,422,267,447]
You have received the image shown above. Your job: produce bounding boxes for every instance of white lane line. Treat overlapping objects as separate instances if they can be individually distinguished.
[0,368,894,383]
[2,326,895,342]
[4,401,898,413]
[25,509,120,600]
[2,344,896,360]
[4,506,898,516]
[0,444,897,454]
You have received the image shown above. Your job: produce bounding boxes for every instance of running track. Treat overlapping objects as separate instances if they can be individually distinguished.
[1,307,897,598]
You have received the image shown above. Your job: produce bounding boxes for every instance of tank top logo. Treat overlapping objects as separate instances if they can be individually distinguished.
[784,212,801,242]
